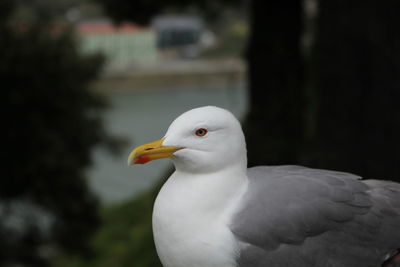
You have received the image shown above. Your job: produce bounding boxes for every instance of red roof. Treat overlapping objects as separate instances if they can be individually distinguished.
[77,21,146,34]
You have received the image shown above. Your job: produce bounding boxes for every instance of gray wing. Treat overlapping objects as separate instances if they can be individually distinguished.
[230,165,400,267]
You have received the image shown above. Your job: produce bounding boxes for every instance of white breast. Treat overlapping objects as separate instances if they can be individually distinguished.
[152,170,247,267]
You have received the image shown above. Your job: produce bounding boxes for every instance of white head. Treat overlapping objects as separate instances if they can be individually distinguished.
[128,106,247,174]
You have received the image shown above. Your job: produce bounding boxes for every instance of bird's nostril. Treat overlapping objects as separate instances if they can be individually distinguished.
[145,148,154,151]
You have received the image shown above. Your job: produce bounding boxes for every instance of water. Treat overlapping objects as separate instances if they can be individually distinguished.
[88,82,248,204]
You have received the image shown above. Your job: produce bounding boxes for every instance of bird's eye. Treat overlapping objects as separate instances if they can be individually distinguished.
[195,128,208,137]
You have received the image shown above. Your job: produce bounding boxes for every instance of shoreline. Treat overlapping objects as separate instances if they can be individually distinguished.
[92,58,247,92]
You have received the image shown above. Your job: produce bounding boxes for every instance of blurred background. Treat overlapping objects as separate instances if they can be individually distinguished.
[2,0,400,266]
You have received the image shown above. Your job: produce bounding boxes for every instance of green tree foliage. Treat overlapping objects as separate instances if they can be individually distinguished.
[1,1,106,266]
[97,0,241,24]
[56,184,164,267]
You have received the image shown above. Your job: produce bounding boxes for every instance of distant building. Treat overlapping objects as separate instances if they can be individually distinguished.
[152,16,205,59]
[77,20,157,69]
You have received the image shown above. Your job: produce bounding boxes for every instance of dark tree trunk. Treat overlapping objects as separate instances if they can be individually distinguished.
[311,0,400,181]
[244,0,304,166]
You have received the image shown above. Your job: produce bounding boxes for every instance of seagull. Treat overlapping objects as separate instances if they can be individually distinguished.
[128,106,400,267]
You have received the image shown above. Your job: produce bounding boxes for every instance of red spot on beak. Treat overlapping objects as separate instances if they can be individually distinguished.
[134,155,151,164]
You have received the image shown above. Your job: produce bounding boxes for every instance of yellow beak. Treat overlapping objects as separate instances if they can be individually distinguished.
[127,138,183,165]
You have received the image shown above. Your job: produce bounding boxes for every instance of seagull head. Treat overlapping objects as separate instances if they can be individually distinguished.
[128,106,247,173]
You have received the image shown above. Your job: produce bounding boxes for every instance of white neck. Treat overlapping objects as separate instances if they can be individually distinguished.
[152,165,248,267]
[171,165,247,214]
